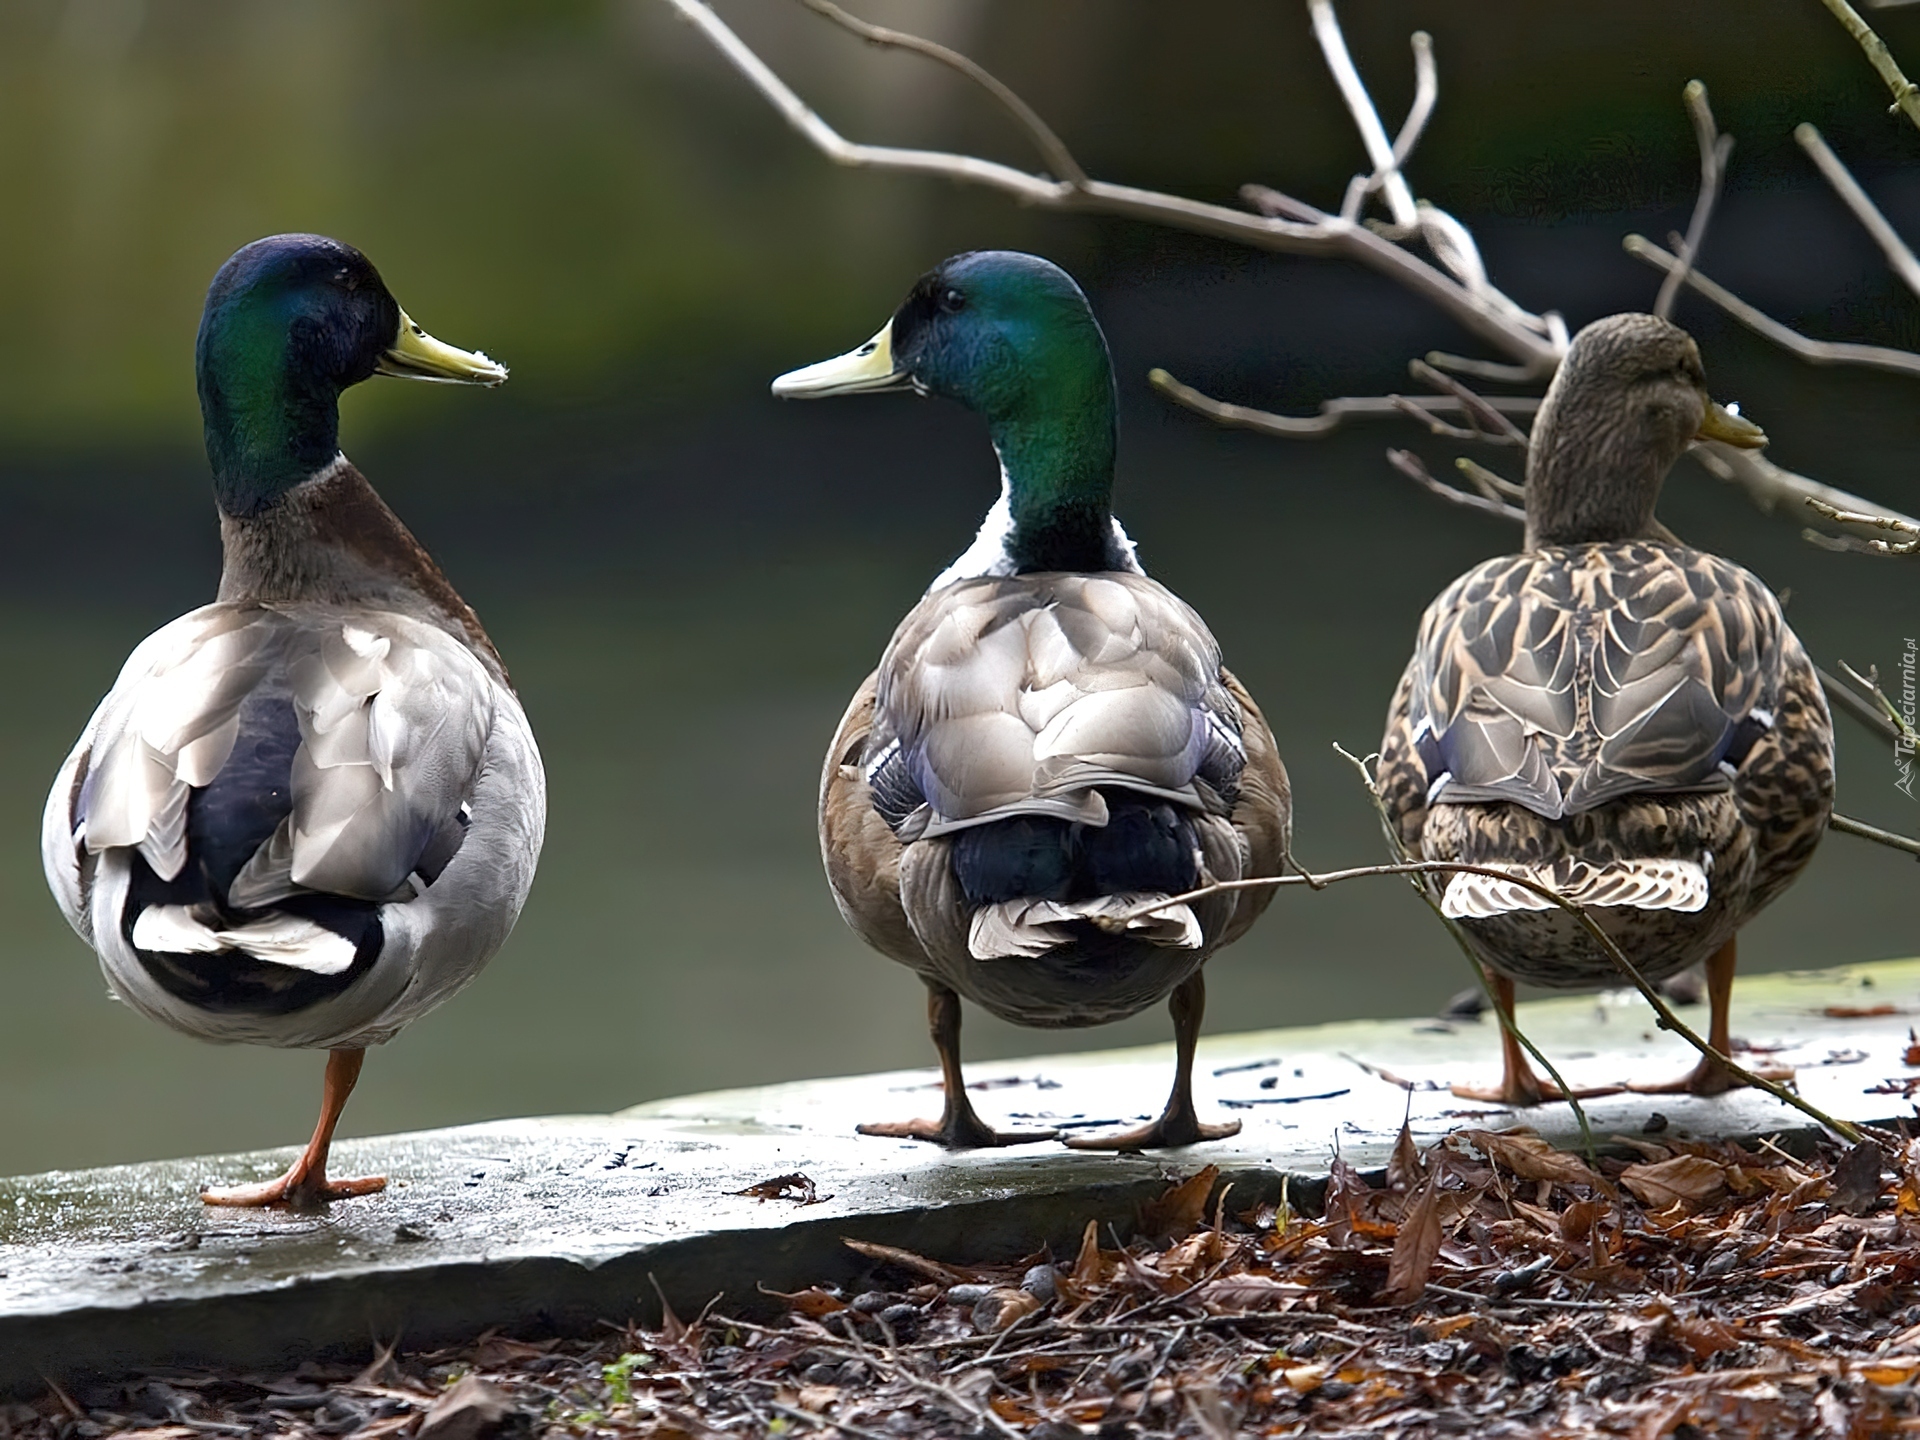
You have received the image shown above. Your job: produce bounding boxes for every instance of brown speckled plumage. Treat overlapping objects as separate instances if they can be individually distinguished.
[1379,314,1833,1078]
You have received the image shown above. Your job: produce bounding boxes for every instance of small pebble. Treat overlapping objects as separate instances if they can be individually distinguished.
[850,1290,891,1313]
[1641,1112,1670,1135]
[878,1303,919,1326]
[801,1363,838,1386]
[1019,1263,1058,1303]
[944,1282,994,1305]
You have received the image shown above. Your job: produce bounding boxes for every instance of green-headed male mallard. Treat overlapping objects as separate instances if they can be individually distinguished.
[42,235,546,1207]
[775,251,1290,1150]
[1378,312,1833,1104]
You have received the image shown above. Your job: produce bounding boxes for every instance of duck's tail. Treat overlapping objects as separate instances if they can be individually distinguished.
[967,893,1202,960]
[1439,855,1711,920]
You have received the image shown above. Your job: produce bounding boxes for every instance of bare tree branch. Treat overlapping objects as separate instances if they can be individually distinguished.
[1820,663,1910,742]
[1309,0,1418,230]
[1831,812,1920,858]
[1839,660,1920,743]
[662,0,1564,376]
[1687,441,1920,542]
[1817,0,1920,133]
[1795,123,1920,298]
[1148,368,1538,440]
[795,0,1088,187]
[669,0,1915,549]
[1655,81,1734,320]
[1406,359,1531,444]
[1625,235,1920,380]
[1387,448,1527,523]
[1455,456,1525,502]
[1807,497,1920,553]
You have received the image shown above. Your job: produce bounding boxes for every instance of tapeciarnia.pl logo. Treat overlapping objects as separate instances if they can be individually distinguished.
[1898,637,1916,800]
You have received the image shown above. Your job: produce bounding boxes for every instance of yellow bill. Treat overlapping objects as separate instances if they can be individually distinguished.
[1696,399,1766,449]
[376,309,508,386]
[771,322,908,398]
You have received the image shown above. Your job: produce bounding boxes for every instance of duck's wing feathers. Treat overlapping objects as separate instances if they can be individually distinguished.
[1411,542,1785,818]
[869,572,1242,838]
[56,604,494,962]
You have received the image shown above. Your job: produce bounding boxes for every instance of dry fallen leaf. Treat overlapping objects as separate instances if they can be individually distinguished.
[1141,1164,1220,1239]
[1620,1155,1728,1210]
[1822,1003,1901,1018]
[1463,1130,1601,1190]
[1829,1139,1887,1216]
[974,1287,1041,1332]
[1381,1171,1443,1305]
[1196,1274,1310,1313]
[732,1172,828,1204]
[757,1284,848,1317]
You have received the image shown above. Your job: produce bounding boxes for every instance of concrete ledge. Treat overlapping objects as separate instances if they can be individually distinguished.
[4,958,1918,1392]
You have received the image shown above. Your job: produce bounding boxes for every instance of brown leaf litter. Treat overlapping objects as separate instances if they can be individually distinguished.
[10,1130,1920,1437]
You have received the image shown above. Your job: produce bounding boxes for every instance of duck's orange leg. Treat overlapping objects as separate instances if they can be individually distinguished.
[202,1049,388,1210]
[1067,971,1242,1150]
[858,983,1060,1148]
[1452,972,1622,1106]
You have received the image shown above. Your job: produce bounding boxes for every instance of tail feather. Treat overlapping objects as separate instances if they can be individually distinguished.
[968,894,1202,960]
[1440,856,1709,920]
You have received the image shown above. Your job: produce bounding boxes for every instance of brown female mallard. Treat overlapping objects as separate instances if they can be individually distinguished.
[774,251,1290,1149]
[1378,312,1834,1104]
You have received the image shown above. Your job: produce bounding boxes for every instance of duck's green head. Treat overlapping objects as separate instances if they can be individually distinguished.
[774,251,1122,573]
[196,234,507,518]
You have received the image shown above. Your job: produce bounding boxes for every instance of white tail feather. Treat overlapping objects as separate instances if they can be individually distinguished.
[968,893,1202,960]
[131,904,358,974]
[1441,857,1710,920]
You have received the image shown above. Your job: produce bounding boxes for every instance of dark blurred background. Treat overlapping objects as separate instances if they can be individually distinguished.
[1,0,1916,1175]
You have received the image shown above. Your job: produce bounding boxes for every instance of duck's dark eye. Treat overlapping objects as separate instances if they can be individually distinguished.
[938,287,967,314]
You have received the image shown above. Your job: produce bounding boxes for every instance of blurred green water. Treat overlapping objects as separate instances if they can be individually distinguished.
[0,1,1917,1174]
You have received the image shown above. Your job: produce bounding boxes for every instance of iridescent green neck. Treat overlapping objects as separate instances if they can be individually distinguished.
[197,294,344,518]
[987,339,1118,574]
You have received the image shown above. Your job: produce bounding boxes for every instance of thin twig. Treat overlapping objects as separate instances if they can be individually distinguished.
[1795,123,1920,299]
[1456,457,1526,503]
[1816,0,1920,134]
[1150,368,1537,439]
[1685,440,1920,543]
[1102,856,1876,1149]
[794,0,1088,188]
[1839,660,1920,744]
[1330,742,1599,1164]
[1387,448,1527,524]
[663,0,1562,374]
[1408,358,1531,444]
[1655,81,1734,321]
[1309,0,1417,230]
[1820,664,1909,744]
[1831,812,1920,859]
[1625,235,1920,381]
[1807,497,1920,554]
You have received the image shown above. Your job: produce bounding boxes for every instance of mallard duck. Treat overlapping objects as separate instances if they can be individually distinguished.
[42,234,545,1207]
[774,250,1290,1150]
[1377,313,1833,1104]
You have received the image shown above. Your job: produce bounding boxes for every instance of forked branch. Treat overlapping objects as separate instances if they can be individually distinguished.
[662,0,1561,375]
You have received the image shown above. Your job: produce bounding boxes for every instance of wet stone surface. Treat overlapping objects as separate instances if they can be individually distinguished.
[3,957,1918,1392]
